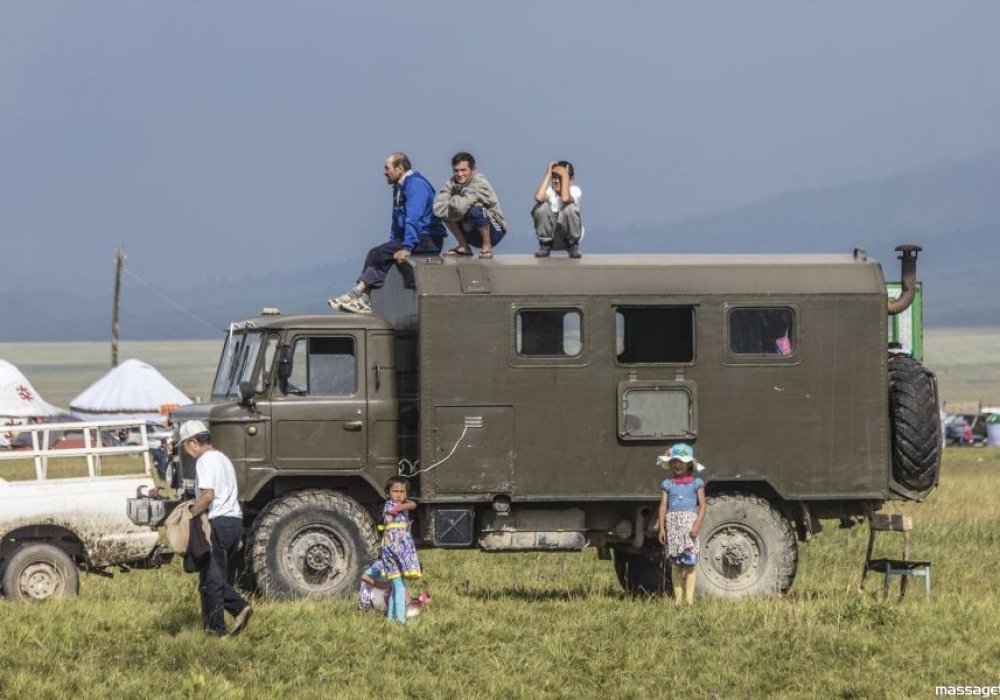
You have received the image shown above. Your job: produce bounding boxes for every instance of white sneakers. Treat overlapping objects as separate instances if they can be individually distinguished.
[328,291,372,314]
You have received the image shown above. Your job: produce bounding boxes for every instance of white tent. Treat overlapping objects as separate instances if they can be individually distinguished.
[0,359,64,419]
[70,359,192,422]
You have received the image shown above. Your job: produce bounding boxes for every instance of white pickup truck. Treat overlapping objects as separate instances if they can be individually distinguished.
[0,420,165,602]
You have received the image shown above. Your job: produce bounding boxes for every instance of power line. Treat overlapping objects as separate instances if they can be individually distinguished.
[121,266,222,334]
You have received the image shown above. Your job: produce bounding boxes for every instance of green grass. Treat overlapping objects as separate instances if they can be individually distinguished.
[2,334,998,697]
[2,449,998,699]
[0,455,149,481]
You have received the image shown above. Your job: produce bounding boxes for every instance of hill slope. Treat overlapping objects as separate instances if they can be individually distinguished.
[591,149,1000,325]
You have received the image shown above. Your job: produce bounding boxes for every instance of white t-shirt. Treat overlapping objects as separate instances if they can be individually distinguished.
[545,183,582,213]
[195,450,242,520]
[545,184,585,240]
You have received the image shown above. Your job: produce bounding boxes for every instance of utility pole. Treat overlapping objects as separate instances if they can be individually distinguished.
[111,245,125,368]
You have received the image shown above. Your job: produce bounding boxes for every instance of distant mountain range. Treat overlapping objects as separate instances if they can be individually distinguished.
[3,149,997,341]
[588,148,999,327]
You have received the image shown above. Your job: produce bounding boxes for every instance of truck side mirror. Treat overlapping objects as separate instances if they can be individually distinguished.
[276,345,292,381]
[238,381,256,407]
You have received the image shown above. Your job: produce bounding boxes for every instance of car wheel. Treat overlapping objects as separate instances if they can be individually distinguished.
[2,544,80,602]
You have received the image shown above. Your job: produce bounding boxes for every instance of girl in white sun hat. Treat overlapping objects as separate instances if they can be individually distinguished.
[656,443,707,604]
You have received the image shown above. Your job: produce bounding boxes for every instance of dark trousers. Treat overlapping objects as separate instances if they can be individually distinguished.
[199,516,247,634]
[459,205,505,249]
[357,235,444,290]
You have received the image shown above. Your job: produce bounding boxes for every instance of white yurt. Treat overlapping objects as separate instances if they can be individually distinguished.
[0,359,64,420]
[70,359,192,422]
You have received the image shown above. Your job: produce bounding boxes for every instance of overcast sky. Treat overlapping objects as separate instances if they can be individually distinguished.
[2,1,998,296]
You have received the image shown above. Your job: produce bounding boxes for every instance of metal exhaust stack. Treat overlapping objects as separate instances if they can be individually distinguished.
[887,244,922,316]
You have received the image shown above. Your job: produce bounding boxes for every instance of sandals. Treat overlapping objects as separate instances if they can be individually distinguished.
[443,246,493,259]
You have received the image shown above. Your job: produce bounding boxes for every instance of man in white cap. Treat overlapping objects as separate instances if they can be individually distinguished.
[178,420,253,637]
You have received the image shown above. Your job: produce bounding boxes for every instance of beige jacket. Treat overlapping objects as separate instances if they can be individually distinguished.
[433,172,507,232]
[162,500,212,553]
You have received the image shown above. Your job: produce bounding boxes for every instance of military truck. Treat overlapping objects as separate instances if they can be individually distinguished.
[135,245,940,600]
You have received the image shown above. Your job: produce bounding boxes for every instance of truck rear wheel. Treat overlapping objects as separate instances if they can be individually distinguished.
[888,354,941,494]
[613,549,670,596]
[2,544,80,602]
[248,490,378,600]
[697,493,797,598]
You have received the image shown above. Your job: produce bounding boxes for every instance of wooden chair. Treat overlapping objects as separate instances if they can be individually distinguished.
[861,513,931,600]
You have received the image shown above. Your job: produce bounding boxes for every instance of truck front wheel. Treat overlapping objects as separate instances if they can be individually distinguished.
[248,490,378,600]
[697,493,797,598]
[2,544,80,602]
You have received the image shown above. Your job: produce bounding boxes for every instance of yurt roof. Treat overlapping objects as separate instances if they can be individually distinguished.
[0,359,64,418]
[69,359,191,415]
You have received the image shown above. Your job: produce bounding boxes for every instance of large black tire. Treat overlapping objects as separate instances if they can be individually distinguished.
[2,544,80,602]
[888,354,941,494]
[248,490,377,600]
[613,548,671,596]
[697,493,797,598]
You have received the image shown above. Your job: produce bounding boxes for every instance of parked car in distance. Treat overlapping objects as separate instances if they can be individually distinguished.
[50,430,119,450]
[959,413,989,446]
[121,422,174,446]
[12,429,118,451]
[944,415,972,446]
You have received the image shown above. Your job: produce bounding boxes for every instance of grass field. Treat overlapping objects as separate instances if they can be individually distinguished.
[924,328,1000,408]
[2,332,999,697]
[1,449,998,698]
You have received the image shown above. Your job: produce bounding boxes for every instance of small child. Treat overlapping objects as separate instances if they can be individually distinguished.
[657,443,707,604]
[380,476,421,624]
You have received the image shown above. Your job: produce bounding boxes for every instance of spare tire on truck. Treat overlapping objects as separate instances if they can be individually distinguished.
[888,354,941,495]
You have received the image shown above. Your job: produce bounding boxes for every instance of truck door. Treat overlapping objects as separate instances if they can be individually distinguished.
[611,304,701,493]
[271,333,367,471]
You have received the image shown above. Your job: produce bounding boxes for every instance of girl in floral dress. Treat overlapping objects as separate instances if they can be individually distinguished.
[656,443,707,604]
[380,476,421,623]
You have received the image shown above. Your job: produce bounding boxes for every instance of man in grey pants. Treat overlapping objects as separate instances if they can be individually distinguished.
[532,160,583,258]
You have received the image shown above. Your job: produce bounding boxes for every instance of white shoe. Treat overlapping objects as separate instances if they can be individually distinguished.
[328,292,355,311]
[338,294,372,314]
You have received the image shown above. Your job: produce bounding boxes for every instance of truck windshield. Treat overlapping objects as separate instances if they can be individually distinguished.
[211,331,263,399]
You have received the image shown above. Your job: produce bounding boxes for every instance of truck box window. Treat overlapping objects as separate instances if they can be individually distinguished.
[287,337,357,395]
[616,307,694,363]
[729,307,795,356]
[621,386,692,438]
[516,309,582,357]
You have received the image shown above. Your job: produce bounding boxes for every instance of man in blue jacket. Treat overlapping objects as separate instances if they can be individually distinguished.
[329,152,447,314]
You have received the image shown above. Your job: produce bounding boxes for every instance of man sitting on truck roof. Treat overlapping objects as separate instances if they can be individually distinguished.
[532,160,583,258]
[329,152,447,315]
[433,151,507,260]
